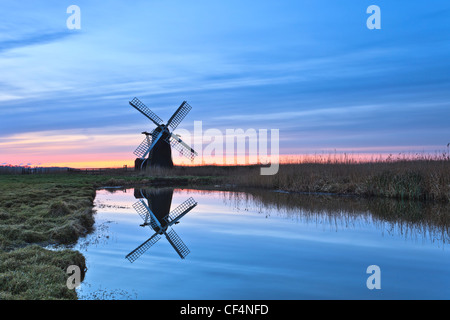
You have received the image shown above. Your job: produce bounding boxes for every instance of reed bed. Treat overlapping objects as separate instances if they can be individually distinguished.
[143,152,450,202]
[233,160,450,202]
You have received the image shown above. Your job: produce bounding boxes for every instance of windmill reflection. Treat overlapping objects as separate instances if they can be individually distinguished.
[125,188,197,263]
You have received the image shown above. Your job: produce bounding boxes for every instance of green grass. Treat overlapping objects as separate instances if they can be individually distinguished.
[0,245,85,300]
[0,175,96,250]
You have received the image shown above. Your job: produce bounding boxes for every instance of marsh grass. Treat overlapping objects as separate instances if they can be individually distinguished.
[239,160,449,202]
[144,158,450,202]
[0,176,96,250]
[0,245,85,300]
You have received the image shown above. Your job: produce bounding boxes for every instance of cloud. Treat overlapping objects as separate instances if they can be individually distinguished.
[0,30,75,54]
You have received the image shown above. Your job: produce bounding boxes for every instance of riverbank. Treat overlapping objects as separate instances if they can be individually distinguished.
[0,173,213,299]
[0,160,448,299]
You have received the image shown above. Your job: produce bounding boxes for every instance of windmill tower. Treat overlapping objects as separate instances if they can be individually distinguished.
[126,188,197,262]
[129,97,198,170]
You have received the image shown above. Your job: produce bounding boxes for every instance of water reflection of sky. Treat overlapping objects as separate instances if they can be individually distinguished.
[75,188,450,300]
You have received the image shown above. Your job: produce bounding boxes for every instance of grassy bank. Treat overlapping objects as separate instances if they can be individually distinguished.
[0,173,202,299]
[0,174,98,299]
[0,245,86,299]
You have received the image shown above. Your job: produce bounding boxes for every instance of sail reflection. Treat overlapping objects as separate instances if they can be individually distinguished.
[125,188,197,262]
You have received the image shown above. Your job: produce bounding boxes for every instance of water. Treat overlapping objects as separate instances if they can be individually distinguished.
[75,187,450,300]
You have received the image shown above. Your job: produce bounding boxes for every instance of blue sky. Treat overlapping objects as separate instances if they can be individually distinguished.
[0,1,449,166]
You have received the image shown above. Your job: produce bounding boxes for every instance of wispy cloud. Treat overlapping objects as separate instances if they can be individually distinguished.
[0,30,74,53]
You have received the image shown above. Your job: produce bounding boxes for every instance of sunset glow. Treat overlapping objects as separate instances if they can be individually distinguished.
[1,129,447,168]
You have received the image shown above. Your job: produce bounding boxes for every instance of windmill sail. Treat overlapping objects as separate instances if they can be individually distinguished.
[126,233,161,263]
[164,197,197,225]
[129,97,164,127]
[132,200,161,229]
[134,135,153,159]
[165,228,190,259]
[138,129,165,163]
[167,101,192,131]
[164,134,197,161]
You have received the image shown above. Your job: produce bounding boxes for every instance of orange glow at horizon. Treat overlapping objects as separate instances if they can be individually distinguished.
[1,130,445,169]
[14,152,440,169]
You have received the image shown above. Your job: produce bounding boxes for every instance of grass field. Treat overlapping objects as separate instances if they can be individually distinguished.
[0,158,448,299]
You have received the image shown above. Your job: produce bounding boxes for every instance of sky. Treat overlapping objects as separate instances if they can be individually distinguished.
[0,0,449,168]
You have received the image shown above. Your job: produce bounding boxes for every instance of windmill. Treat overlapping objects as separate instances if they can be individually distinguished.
[125,188,197,262]
[129,97,198,170]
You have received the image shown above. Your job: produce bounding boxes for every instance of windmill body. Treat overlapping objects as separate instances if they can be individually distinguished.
[147,127,174,168]
[126,188,197,262]
[135,188,173,230]
[129,97,198,170]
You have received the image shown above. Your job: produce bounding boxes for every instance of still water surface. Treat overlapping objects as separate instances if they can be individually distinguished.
[75,187,449,299]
